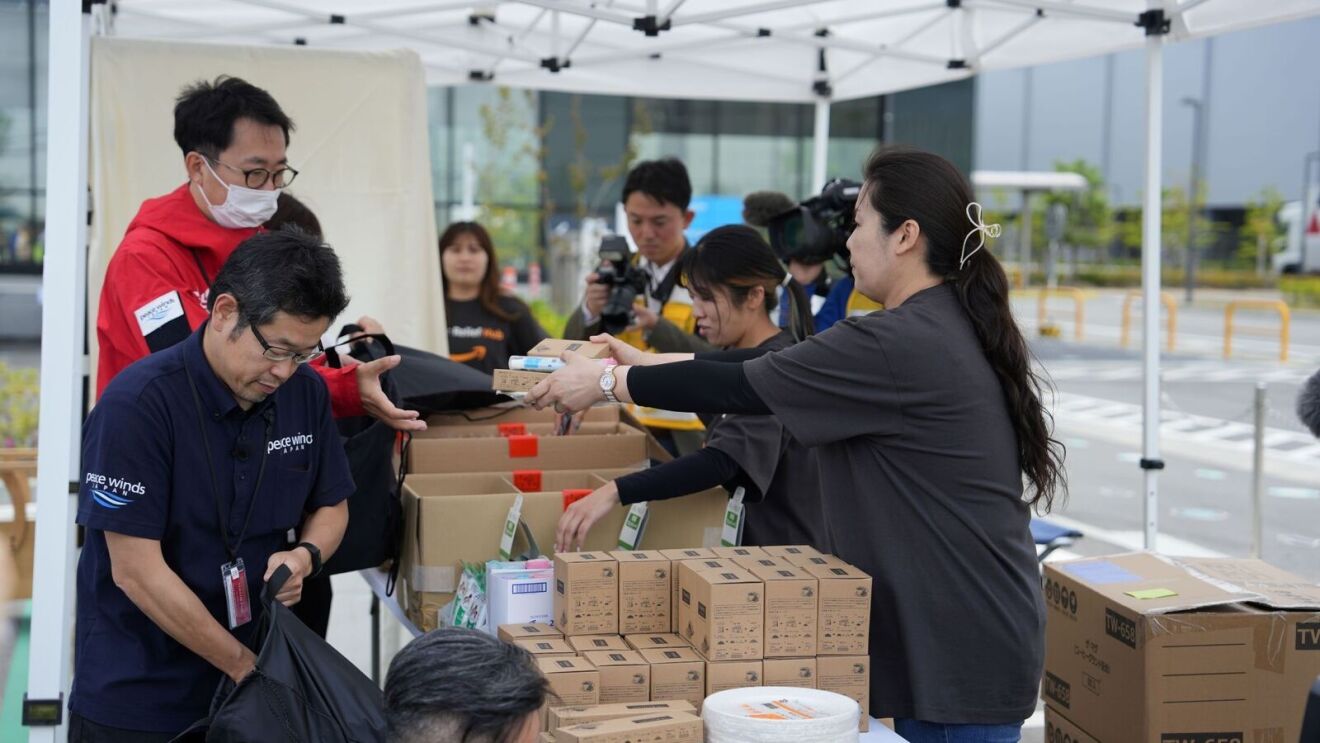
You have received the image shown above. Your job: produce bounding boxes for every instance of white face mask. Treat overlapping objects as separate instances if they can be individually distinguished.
[194,157,279,229]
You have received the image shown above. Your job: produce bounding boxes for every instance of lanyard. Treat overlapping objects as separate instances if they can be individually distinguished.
[185,364,273,562]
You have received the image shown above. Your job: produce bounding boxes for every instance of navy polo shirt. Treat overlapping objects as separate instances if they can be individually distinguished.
[71,325,353,732]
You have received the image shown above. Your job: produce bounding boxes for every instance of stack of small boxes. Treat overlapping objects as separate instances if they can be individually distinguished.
[491,339,613,394]
[499,545,873,742]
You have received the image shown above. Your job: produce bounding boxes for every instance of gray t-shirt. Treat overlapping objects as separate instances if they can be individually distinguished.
[744,282,1044,724]
[704,331,827,549]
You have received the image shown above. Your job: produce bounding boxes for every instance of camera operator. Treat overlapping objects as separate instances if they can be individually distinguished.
[743,190,835,329]
[566,158,713,453]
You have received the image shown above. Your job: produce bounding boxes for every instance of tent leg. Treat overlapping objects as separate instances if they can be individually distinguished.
[1140,17,1165,552]
[811,97,830,194]
[26,3,92,739]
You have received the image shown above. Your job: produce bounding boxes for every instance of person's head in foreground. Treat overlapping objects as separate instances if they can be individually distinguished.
[622,157,694,266]
[205,226,348,408]
[850,146,1064,509]
[385,628,549,743]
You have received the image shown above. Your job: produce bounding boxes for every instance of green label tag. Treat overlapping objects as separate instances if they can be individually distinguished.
[720,487,746,547]
[617,502,649,550]
[499,495,524,561]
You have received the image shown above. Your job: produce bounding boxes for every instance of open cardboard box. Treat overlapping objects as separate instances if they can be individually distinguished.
[401,469,727,629]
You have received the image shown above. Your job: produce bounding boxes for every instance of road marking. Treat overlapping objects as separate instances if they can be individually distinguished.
[1268,486,1320,500]
[1170,506,1230,522]
[1193,468,1226,481]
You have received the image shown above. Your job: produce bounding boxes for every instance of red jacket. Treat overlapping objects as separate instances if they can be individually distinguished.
[96,184,362,415]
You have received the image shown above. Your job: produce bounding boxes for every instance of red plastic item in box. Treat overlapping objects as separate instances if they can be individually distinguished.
[512,470,543,492]
[562,489,592,509]
[497,422,527,437]
[506,434,538,458]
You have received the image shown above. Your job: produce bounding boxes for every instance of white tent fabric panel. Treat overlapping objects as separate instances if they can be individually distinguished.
[87,38,449,387]
[109,0,1320,102]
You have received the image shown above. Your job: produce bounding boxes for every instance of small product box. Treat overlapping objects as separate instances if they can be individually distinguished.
[624,633,687,652]
[537,657,600,729]
[730,555,790,572]
[704,659,763,696]
[554,552,619,636]
[527,338,613,359]
[762,545,823,560]
[487,565,555,629]
[515,637,577,659]
[638,647,706,707]
[804,562,871,655]
[581,650,652,704]
[553,711,703,742]
[499,622,564,644]
[745,561,818,657]
[710,545,769,561]
[567,634,631,654]
[784,553,845,570]
[609,550,671,635]
[762,657,817,689]
[678,565,763,661]
[658,549,718,632]
[547,700,696,732]
[817,655,871,732]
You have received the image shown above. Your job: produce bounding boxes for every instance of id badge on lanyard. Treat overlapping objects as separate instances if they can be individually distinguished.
[222,558,252,629]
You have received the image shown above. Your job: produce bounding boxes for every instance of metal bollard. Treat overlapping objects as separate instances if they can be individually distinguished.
[1251,382,1266,559]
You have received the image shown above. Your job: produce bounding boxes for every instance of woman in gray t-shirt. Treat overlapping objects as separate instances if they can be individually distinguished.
[527,147,1064,741]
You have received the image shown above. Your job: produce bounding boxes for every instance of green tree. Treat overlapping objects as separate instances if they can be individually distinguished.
[1238,186,1284,275]
[1041,159,1113,251]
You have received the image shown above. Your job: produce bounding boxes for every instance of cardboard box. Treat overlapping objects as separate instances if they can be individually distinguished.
[1042,707,1100,743]
[704,659,763,696]
[730,555,791,572]
[401,472,728,629]
[762,545,823,561]
[609,551,671,635]
[499,622,564,643]
[492,368,549,393]
[785,553,845,570]
[515,637,578,659]
[804,562,871,655]
[638,647,705,707]
[1042,554,1320,743]
[527,338,612,359]
[567,635,631,654]
[547,701,696,732]
[659,549,718,632]
[762,657,817,689]
[554,553,618,636]
[710,546,769,561]
[746,562,817,657]
[817,655,870,732]
[553,711,703,742]
[581,651,652,704]
[410,423,649,475]
[678,566,763,661]
[537,656,601,710]
[624,633,687,652]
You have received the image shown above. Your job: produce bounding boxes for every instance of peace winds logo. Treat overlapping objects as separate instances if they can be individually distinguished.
[85,472,145,510]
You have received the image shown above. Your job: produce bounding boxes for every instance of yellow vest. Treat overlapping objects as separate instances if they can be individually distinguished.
[846,289,884,317]
[618,288,706,431]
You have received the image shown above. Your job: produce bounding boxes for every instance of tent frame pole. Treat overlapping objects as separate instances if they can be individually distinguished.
[1140,2,1169,551]
[811,97,831,194]
[25,2,93,738]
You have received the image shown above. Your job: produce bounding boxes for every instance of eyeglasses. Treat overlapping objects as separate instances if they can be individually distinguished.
[249,323,324,364]
[206,155,299,190]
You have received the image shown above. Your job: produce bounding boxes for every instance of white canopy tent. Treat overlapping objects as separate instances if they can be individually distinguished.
[28,0,1320,737]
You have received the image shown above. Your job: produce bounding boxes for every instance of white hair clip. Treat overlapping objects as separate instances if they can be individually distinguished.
[781,272,794,288]
[960,202,1001,270]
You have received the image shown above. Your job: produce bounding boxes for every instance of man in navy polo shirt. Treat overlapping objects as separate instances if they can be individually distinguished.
[70,228,354,740]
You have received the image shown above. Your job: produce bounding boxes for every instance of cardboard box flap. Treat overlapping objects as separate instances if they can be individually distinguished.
[539,656,596,674]
[582,650,646,667]
[639,647,703,664]
[1054,553,1266,615]
[1175,556,1320,610]
[702,567,759,585]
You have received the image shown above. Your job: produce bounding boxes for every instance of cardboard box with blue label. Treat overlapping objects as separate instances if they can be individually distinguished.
[1042,553,1320,743]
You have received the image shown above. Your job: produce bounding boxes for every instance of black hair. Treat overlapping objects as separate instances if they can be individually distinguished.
[208,227,349,332]
[862,146,1065,511]
[174,76,294,157]
[385,628,550,743]
[265,192,322,238]
[1299,367,1320,438]
[680,224,814,343]
[622,157,692,211]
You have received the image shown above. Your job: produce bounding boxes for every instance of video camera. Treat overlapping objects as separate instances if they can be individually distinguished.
[594,235,649,335]
[765,178,862,265]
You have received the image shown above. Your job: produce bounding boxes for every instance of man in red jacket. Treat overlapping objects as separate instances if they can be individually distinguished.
[97,75,423,431]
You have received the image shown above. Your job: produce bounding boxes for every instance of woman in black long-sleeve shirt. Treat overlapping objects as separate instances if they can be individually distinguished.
[555,225,825,553]
[528,148,1065,742]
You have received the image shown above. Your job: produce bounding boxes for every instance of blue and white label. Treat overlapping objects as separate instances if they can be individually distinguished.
[134,291,185,338]
[85,471,146,510]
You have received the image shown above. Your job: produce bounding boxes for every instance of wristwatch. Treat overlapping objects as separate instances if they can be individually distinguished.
[296,541,324,578]
[599,362,620,403]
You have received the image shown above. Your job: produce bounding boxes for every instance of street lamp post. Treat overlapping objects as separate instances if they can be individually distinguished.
[1181,96,1204,305]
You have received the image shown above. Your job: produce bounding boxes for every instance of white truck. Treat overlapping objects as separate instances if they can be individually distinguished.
[1273,188,1320,274]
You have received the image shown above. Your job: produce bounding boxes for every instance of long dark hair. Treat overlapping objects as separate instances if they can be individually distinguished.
[680,225,814,343]
[439,221,518,323]
[862,147,1065,511]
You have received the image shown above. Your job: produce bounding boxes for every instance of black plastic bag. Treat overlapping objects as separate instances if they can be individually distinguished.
[172,566,387,742]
